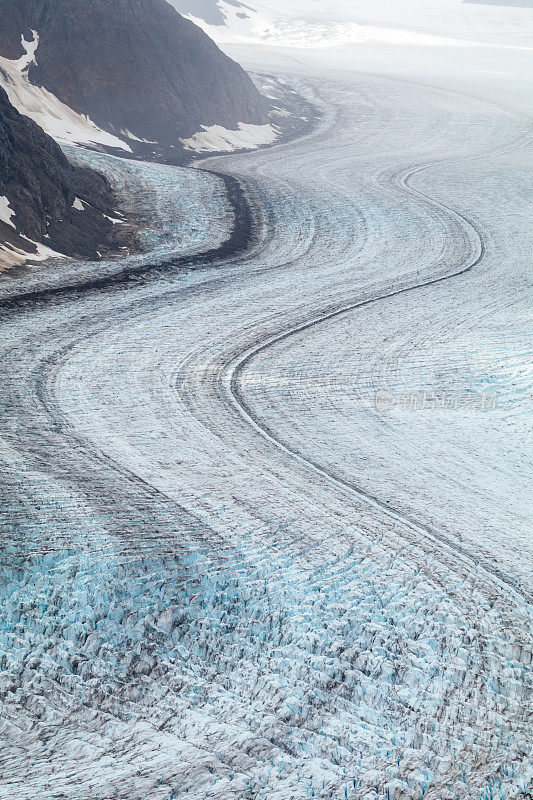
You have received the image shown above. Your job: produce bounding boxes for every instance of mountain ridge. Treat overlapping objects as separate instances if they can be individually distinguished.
[0,0,270,155]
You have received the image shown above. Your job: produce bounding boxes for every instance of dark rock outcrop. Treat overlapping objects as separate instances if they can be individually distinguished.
[0,86,135,265]
[0,0,269,150]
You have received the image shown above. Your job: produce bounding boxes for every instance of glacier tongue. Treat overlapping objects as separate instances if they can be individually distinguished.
[0,28,531,800]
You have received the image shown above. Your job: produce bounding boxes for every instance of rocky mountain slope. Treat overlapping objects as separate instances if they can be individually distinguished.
[0,0,270,156]
[0,87,135,269]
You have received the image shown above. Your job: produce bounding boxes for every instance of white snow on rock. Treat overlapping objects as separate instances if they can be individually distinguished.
[180,121,279,152]
[0,196,16,229]
[0,32,131,152]
[103,213,126,224]
[120,128,158,144]
[14,29,39,70]
[0,236,67,271]
[72,197,87,211]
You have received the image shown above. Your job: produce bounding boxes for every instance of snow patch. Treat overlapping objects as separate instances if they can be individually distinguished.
[72,197,87,211]
[0,196,16,229]
[15,30,39,71]
[103,213,126,225]
[0,236,67,271]
[120,128,158,144]
[180,122,279,153]
[0,32,131,152]
[20,235,67,261]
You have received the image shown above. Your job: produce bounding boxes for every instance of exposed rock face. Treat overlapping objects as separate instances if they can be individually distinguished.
[0,0,269,149]
[0,86,135,265]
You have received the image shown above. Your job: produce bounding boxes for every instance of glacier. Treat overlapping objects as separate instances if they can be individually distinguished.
[0,8,532,800]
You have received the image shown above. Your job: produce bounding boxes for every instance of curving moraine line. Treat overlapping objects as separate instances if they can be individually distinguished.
[1,72,531,800]
[226,154,532,604]
[0,171,259,313]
